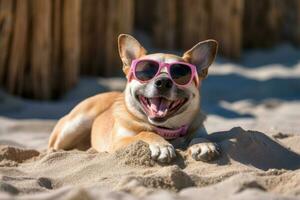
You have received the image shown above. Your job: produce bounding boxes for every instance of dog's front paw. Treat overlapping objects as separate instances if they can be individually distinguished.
[149,143,176,163]
[188,138,220,162]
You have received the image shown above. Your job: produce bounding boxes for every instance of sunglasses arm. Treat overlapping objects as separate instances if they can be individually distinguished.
[194,74,200,88]
[126,65,134,82]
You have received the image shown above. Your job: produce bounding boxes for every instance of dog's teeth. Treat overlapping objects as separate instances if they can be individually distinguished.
[172,101,176,108]
[150,103,158,112]
[169,102,174,109]
[173,100,180,108]
[157,109,168,117]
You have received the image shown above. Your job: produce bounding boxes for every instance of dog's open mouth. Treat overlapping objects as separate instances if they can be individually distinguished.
[139,95,187,122]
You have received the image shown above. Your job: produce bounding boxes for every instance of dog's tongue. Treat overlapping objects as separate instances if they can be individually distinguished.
[148,98,170,118]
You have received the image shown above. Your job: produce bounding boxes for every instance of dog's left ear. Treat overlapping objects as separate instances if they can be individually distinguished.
[118,34,147,75]
[182,40,218,78]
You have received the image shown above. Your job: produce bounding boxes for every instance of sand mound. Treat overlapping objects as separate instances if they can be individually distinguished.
[114,141,155,167]
[0,126,299,199]
[180,173,299,200]
[0,146,40,167]
[117,165,194,193]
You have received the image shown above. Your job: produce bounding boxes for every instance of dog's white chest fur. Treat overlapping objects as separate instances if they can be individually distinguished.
[116,126,136,138]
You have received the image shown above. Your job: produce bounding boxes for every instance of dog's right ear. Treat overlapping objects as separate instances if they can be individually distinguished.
[118,34,147,75]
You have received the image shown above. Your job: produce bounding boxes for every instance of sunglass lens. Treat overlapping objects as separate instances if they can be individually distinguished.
[170,64,192,85]
[135,60,159,81]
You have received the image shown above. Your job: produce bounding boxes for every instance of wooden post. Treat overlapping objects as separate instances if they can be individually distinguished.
[80,0,107,75]
[243,0,282,48]
[135,0,155,32]
[30,0,52,99]
[295,0,300,45]
[52,0,62,96]
[210,0,244,58]
[282,0,300,45]
[0,0,14,84]
[153,0,177,49]
[62,0,81,92]
[105,0,134,76]
[6,0,28,95]
[179,0,210,50]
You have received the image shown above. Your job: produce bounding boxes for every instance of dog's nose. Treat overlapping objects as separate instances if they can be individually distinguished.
[154,77,173,90]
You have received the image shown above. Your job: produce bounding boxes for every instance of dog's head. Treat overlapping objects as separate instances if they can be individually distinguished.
[118,34,217,129]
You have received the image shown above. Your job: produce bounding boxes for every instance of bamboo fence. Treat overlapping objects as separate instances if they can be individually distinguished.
[0,0,299,99]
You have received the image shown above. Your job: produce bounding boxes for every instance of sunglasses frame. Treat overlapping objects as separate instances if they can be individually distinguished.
[128,59,199,88]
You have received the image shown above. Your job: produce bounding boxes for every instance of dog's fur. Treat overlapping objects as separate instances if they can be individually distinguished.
[48,34,219,163]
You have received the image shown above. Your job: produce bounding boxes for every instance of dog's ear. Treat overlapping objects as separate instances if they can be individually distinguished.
[118,34,147,75]
[182,40,218,78]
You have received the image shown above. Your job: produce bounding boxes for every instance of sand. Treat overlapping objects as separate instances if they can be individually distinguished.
[0,44,300,199]
[0,127,299,200]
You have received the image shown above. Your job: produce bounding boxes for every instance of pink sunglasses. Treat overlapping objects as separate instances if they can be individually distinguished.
[128,59,199,87]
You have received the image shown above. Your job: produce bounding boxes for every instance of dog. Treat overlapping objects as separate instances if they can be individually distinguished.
[48,34,220,163]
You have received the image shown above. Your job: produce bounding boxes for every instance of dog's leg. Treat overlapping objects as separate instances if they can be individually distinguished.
[112,131,176,163]
[188,138,220,162]
[48,92,121,150]
[48,114,94,150]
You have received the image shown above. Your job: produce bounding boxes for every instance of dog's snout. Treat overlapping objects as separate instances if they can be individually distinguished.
[154,77,173,90]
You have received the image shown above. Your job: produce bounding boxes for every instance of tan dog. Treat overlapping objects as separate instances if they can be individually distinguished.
[48,34,219,163]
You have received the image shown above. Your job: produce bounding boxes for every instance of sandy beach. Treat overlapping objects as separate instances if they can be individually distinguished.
[0,45,300,200]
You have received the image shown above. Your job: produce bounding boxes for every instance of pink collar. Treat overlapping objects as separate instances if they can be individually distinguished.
[153,125,188,139]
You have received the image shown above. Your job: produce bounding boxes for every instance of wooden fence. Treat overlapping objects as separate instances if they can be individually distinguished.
[0,0,133,99]
[0,0,299,99]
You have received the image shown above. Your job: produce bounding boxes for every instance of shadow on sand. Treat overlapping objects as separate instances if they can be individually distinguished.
[201,74,300,119]
[206,127,300,170]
